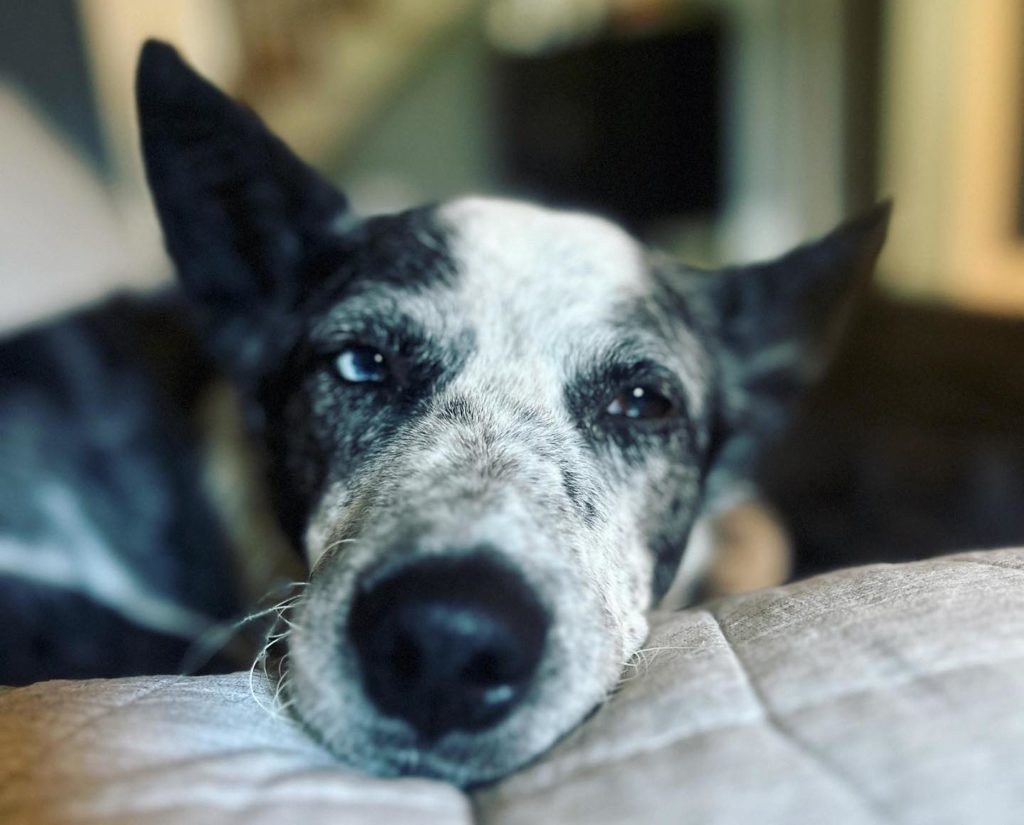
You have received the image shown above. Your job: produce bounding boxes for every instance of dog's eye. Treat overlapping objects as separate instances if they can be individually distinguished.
[336,346,389,384]
[606,386,675,420]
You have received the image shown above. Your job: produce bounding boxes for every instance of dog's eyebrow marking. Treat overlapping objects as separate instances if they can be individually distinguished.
[616,298,709,410]
[307,285,476,390]
[566,329,705,422]
[309,299,429,349]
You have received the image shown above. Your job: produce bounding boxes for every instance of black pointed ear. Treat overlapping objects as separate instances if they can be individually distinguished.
[136,40,352,371]
[701,203,891,503]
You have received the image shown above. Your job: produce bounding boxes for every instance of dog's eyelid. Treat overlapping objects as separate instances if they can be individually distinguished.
[309,325,401,360]
[568,356,690,430]
[619,359,692,417]
[612,360,685,399]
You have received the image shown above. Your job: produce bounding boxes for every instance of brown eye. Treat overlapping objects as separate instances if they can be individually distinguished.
[606,386,675,420]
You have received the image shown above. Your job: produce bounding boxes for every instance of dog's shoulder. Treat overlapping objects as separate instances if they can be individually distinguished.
[0,293,244,682]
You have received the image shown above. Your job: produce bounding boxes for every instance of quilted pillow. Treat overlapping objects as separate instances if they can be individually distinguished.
[3,548,1022,824]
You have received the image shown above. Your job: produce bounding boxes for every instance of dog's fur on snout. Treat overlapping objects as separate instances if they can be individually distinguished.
[135,41,890,785]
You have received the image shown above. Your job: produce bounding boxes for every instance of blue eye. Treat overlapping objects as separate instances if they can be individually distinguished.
[606,385,674,420]
[336,345,389,384]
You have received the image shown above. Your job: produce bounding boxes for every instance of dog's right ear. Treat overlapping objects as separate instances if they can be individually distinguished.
[136,40,353,373]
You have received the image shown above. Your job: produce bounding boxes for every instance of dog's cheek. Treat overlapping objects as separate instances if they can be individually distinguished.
[284,559,376,753]
[272,371,383,510]
[635,446,704,600]
[253,378,328,546]
[624,546,655,651]
[281,392,328,501]
[583,506,655,659]
[612,575,651,658]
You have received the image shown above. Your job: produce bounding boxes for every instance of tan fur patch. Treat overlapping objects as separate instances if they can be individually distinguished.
[705,500,792,595]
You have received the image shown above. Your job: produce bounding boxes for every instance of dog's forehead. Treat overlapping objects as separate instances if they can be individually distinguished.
[437,197,650,328]
[315,197,697,407]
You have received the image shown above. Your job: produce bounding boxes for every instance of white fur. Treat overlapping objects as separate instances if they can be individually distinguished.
[288,197,707,784]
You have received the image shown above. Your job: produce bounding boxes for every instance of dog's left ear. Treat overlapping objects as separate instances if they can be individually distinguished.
[697,203,891,502]
[136,40,352,373]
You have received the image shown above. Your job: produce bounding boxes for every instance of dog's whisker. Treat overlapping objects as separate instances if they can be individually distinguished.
[271,614,302,631]
[177,581,308,676]
[616,644,690,685]
[271,656,293,709]
[239,577,312,723]
[310,537,359,576]
[322,537,358,553]
[248,649,280,720]
[248,617,295,722]
[634,644,689,657]
[275,698,298,714]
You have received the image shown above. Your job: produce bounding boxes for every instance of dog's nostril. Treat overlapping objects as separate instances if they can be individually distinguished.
[347,552,549,741]
[461,651,503,686]
[391,633,423,689]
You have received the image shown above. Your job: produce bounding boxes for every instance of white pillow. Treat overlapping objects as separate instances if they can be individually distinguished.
[3,548,1022,824]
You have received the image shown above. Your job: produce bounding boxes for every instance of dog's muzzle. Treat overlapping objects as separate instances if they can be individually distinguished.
[347,551,550,741]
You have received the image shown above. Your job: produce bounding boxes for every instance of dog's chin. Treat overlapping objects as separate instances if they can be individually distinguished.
[282,620,618,787]
[337,736,543,787]
[288,693,601,787]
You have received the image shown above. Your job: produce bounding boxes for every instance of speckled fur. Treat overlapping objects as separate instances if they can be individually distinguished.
[284,199,714,783]
[136,41,888,788]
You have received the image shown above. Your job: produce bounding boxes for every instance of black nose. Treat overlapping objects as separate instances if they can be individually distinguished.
[347,553,549,740]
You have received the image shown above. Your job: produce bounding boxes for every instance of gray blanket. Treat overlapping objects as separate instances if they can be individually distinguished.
[3,548,1022,824]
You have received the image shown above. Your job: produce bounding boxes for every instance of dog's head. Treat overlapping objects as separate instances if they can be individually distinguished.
[137,42,888,785]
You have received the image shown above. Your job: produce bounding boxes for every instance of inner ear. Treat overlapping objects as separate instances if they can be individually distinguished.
[136,40,353,371]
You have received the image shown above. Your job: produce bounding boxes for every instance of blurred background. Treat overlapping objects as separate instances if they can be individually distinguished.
[2,0,1023,582]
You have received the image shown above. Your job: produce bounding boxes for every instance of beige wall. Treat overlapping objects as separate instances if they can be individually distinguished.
[881,0,1024,314]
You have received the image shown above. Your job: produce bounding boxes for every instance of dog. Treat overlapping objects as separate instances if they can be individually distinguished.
[0,40,888,786]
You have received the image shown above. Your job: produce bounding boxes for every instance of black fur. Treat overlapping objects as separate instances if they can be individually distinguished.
[0,295,238,684]
[0,39,889,731]
[658,205,891,506]
[136,40,350,380]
